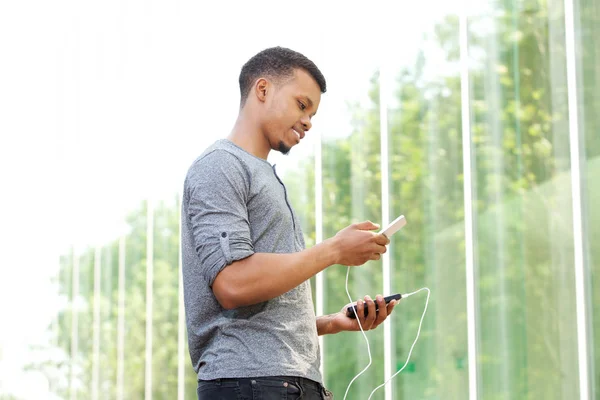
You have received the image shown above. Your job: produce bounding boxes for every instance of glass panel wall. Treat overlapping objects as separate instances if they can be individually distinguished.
[317,35,385,397]
[386,16,469,399]
[577,0,600,396]
[468,0,581,398]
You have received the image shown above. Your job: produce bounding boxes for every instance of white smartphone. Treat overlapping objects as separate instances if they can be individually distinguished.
[380,215,407,238]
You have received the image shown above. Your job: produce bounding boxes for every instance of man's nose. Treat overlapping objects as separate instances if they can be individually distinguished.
[301,116,312,132]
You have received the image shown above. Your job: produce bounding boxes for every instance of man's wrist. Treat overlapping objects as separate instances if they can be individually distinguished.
[317,313,340,336]
[321,236,340,266]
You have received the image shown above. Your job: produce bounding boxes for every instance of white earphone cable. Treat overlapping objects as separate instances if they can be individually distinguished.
[342,266,373,400]
[342,265,430,400]
[367,287,430,400]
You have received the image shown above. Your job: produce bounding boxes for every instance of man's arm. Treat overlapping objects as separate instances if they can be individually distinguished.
[212,238,337,309]
[212,221,389,310]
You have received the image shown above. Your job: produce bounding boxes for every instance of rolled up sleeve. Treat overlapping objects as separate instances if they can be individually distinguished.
[185,150,255,285]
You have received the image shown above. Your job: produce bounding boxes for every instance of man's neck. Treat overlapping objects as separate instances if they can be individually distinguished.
[228,112,270,160]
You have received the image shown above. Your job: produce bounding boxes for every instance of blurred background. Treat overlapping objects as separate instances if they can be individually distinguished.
[0,0,598,399]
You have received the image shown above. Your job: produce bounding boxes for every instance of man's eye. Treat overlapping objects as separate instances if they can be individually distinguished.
[298,101,306,110]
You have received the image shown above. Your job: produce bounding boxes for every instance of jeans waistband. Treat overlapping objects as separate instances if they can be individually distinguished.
[210,375,322,390]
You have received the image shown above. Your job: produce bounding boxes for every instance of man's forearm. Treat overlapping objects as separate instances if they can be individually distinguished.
[212,238,339,309]
[316,314,339,336]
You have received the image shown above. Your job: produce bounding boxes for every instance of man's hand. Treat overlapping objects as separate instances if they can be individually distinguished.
[318,295,398,335]
[332,221,390,266]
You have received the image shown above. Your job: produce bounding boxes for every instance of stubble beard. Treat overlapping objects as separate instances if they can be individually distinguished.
[277,140,291,156]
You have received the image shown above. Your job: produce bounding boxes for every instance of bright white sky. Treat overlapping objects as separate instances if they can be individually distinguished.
[0,0,453,397]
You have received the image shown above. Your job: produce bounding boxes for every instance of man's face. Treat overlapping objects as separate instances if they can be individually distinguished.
[262,69,321,155]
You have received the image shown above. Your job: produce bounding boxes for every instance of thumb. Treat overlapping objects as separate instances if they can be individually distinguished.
[354,220,380,231]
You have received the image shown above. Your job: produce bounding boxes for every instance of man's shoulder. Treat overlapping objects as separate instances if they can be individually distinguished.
[187,140,248,173]
[184,140,251,189]
[196,140,245,164]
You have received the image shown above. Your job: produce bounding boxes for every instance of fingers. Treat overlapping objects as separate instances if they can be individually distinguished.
[363,295,377,329]
[368,244,387,261]
[351,297,372,329]
[374,233,390,246]
[374,243,387,254]
[370,235,389,260]
[369,296,399,330]
[355,298,365,319]
[374,295,388,327]
[354,220,380,231]
[386,299,398,315]
[350,295,398,331]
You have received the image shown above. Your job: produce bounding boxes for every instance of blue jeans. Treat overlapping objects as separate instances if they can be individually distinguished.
[196,376,334,400]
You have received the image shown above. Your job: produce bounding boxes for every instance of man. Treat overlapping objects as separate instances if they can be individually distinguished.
[181,46,397,400]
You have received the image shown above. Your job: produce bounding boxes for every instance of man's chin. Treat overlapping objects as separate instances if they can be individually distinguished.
[277,141,292,155]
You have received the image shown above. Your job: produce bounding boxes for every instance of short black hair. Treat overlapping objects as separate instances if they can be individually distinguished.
[238,46,327,107]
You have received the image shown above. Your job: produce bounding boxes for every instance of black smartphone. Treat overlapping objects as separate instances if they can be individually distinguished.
[346,293,402,319]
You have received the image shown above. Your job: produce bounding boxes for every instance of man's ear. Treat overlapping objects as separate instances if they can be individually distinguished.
[254,78,269,102]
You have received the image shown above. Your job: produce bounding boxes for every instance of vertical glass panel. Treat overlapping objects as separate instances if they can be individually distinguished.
[577,0,600,396]
[386,16,468,400]
[469,0,580,397]
[74,250,94,396]
[99,242,118,398]
[319,58,384,398]
[45,246,80,399]
[151,197,180,398]
[54,248,74,399]
[123,201,149,397]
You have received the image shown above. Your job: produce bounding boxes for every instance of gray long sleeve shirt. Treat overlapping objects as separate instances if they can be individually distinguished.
[181,139,322,383]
